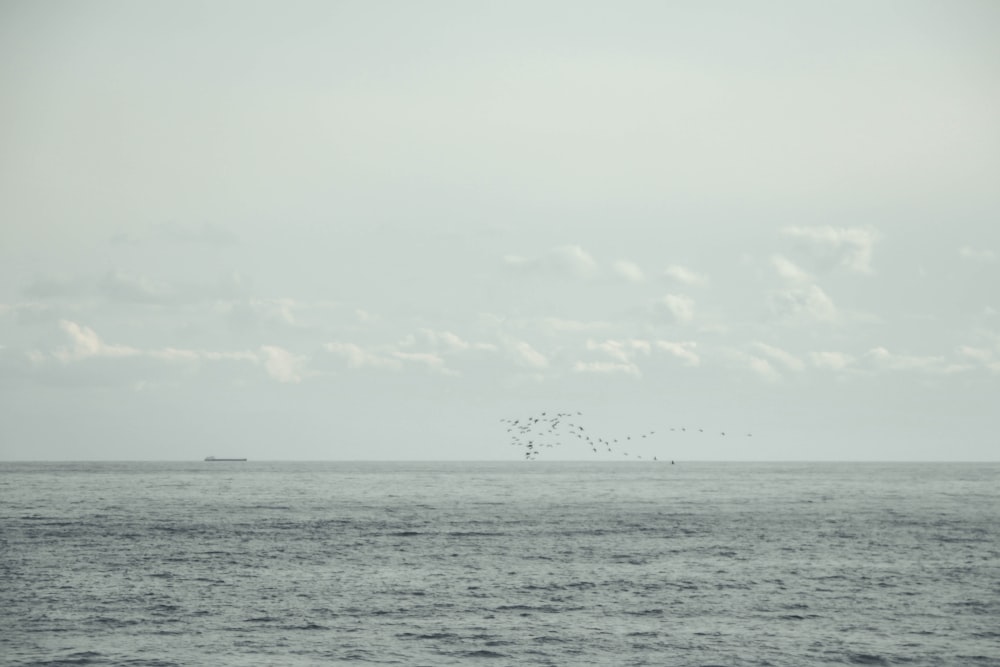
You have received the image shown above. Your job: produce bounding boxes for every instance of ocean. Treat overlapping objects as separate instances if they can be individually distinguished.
[1,461,998,666]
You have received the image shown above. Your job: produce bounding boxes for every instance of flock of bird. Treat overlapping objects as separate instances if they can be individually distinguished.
[500,411,751,461]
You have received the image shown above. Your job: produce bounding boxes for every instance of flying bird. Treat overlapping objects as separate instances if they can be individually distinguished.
[501,409,752,461]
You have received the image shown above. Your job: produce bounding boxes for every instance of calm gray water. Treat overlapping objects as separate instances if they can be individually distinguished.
[2,461,998,666]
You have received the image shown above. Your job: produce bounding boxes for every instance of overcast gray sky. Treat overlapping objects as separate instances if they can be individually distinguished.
[2,1,998,461]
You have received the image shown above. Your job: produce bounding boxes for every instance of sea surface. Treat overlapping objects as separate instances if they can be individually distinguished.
[2,461,998,666]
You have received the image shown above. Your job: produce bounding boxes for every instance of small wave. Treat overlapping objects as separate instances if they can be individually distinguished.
[397,631,460,640]
[91,616,139,628]
[460,649,507,658]
[625,608,664,616]
[957,655,1000,663]
[667,581,700,591]
[521,582,566,591]
[494,603,571,614]
[283,622,327,630]
[945,599,995,614]
[20,516,76,526]
[34,651,104,666]
[715,581,752,590]
[846,653,891,665]
[610,554,647,565]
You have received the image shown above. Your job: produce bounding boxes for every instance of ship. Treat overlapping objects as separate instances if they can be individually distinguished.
[204,456,247,462]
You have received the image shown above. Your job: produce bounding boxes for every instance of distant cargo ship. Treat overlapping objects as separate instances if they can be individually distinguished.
[204,456,247,462]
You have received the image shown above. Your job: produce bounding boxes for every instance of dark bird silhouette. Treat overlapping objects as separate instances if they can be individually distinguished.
[501,409,751,461]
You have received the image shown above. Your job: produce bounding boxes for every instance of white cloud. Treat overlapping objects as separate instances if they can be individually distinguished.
[955,346,1000,374]
[393,350,456,375]
[572,360,641,377]
[587,339,628,363]
[783,226,880,274]
[770,255,812,283]
[501,254,531,268]
[503,244,598,278]
[36,321,266,385]
[725,343,810,383]
[257,299,297,325]
[550,245,598,277]
[664,265,708,287]
[612,260,644,283]
[958,246,996,262]
[388,329,497,376]
[770,284,838,322]
[53,320,139,362]
[652,294,695,324]
[576,337,698,374]
[99,271,177,305]
[437,330,476,351]
[810,350,855,371]
[864,346,955,373]
[752,342,805,372]
[260,345,305,383]
[323,341,402,370]
[730,351,782,382]
[747,356,781,382]
[147,347,201,362]
[509,339,548,369]
[219,298,300,330]
[0,302,56,325]
[26,270,248,306]
[200,350,258,363]
[586,338,651,363]
[407,328,496,353]
[540,317,609,335]
[654,340,700,366]
[957,346,990,362]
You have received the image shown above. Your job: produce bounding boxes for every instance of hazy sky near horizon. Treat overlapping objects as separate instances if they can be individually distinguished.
[2,1,999,461]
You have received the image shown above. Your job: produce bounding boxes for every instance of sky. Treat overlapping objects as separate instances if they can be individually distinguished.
[2,1,999,461]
